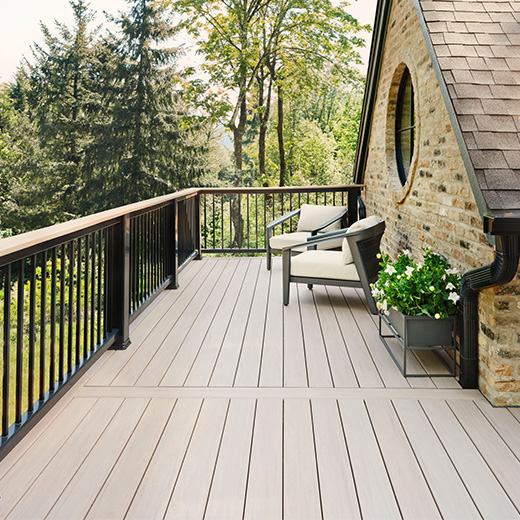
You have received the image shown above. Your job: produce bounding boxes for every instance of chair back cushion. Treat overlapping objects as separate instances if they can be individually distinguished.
[342,215,379,264]
[296,204,346,233]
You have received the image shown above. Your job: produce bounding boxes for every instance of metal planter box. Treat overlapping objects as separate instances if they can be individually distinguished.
[379,309,456,377]
[387,308,455,347]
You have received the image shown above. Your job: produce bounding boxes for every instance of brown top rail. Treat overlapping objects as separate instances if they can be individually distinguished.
[199,184,364,195]
[0,185,364,266]
[0,188,199,267]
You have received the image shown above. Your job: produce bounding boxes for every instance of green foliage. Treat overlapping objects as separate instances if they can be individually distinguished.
[371,249,462,319]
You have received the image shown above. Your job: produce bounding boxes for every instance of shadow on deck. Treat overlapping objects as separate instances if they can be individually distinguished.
[1,257,520,519]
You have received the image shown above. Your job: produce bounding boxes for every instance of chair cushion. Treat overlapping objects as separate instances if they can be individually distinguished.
[291,251,360,281]
[342,215,380,265]
[296,204,346,233]
[270,232,343,251]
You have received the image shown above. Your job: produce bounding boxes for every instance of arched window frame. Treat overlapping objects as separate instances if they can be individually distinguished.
[395,68,416,186]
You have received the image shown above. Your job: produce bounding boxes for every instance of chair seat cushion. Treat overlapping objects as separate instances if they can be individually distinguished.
[291,251,360,281]
[296,204,346,233]
[270,232,343,251]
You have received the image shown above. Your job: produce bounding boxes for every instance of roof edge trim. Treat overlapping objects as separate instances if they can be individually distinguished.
[353,0,393,185]
[411,0,490,223]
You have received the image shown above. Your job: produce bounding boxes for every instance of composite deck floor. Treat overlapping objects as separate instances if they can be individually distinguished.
[1,257,520,519]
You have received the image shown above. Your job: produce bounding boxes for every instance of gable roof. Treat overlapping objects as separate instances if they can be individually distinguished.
[354,0,520,234]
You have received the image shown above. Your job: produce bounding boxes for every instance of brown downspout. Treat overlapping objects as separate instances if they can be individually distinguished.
[459,227,520,389]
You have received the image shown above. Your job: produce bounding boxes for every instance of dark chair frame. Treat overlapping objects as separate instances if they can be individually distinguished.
[282,221,386,314]
[266,208,348,270]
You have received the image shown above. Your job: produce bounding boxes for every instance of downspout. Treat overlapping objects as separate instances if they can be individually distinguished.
[459,227,520,389]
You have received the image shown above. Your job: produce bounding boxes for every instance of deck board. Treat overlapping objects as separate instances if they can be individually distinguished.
[1,257,520,520]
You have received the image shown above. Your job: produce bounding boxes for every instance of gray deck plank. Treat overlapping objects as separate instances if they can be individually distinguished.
[125,399,203,520]
[311,399,361,519]
[393,398,485,520]
[48,398,150,520]
[85,398,175,520]
[366,399,442,519]
[210,259,262,386]
[338,399,401,519]
[447,399,520,512]
[420,399,518,519]
[284,399,322,520]
[328,286,385,388]
[164,399,229,519]
[234,262,271,387]
[314,286,359,388]
[86,258,207,387]
[7,398,124,520]
[283,284,308,387]
[244,399,283,520]
[185,259,251,386]
[259,260,283,386]
[142,258,239,387]
[344,288,411,389]
[204,399,256,520]
[299,286,334,388]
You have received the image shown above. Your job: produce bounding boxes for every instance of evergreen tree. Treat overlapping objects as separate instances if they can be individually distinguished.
[89,0,207,210]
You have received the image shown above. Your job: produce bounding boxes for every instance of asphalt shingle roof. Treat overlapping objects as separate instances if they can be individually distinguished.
[419,0,520,213]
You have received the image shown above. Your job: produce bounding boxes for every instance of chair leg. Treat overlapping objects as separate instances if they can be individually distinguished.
[266,250,271,270]
[307,284,313,290]
[282,249,290,305]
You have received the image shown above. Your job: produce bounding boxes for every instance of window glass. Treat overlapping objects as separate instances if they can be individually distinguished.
[396,69,415,185]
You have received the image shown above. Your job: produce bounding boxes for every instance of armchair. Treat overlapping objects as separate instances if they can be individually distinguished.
[266,204,347,270]
[282,216,385,314]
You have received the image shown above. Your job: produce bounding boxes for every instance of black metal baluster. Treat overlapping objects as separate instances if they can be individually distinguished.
[221,195,224,251]
[333,192,336,205]
[28,256,36,411]
[247,193,250,249]
[49,248,57,392]
[59,245,65,382]
[68,242,74,372]
[104,229,109,335]
[129,219,134,314]
[97,230,102,345]
[15,260,24,424]
[83,235,89,359]
[263,193,267,247]
[39,250,47,401]
[139,216,143,305]
[76,238,82,365]
[90,233,96,352]
[281,193,284,234]
[255,193,258,249]
[148,212,152,297]
[290,193,293,232]
[212,195,216,249]
[2,264,11,436]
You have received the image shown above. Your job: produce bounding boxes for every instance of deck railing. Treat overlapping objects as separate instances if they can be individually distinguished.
[0,184,361,454]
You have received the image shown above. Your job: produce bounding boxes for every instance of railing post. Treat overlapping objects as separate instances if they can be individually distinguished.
[167,200,179,289]
[195,193,202,260]
[111,214,131,349]
[347,188,360,225]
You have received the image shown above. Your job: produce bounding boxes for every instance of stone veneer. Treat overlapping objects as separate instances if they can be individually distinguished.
[362,0,520,405]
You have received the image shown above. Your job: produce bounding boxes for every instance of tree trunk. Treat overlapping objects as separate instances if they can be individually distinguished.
[230,96,247,248]
[258,73,273,181]
[277,85,286,187]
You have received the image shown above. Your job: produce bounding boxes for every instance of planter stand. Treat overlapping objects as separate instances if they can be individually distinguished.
[378,310,457,377]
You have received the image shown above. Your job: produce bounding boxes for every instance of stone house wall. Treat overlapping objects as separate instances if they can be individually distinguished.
[362,0,520,404]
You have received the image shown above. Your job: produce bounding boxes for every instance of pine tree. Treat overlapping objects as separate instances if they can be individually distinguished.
[88,0,207,210]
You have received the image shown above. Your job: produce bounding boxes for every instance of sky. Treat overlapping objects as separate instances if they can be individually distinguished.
[0,0,378,84]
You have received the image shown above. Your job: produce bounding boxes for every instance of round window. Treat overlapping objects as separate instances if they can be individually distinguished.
[395,68,416,186]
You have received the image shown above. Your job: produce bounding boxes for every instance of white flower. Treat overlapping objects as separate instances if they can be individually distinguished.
[446,268,459,275]
[435,313,441,319]
[417,262,423,269]
[385,265,397,275]
[385,281,390,287]
[376,253,381,259]
[446,282,456,291]
[448,292,460,304]
[377,300,388,313]
[405,266,414,277]
[402,249,412,258]
[429,286,435,292]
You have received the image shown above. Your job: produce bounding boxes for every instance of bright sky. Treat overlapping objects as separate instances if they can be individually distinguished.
[0,0,377,84]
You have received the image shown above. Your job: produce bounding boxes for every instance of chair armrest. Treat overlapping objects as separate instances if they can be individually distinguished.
[282,228,349,252]
[266,208,301,231]
[310,208,348,235]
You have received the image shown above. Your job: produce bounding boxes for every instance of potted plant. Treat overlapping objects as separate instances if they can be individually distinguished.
[371,249,462,347]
